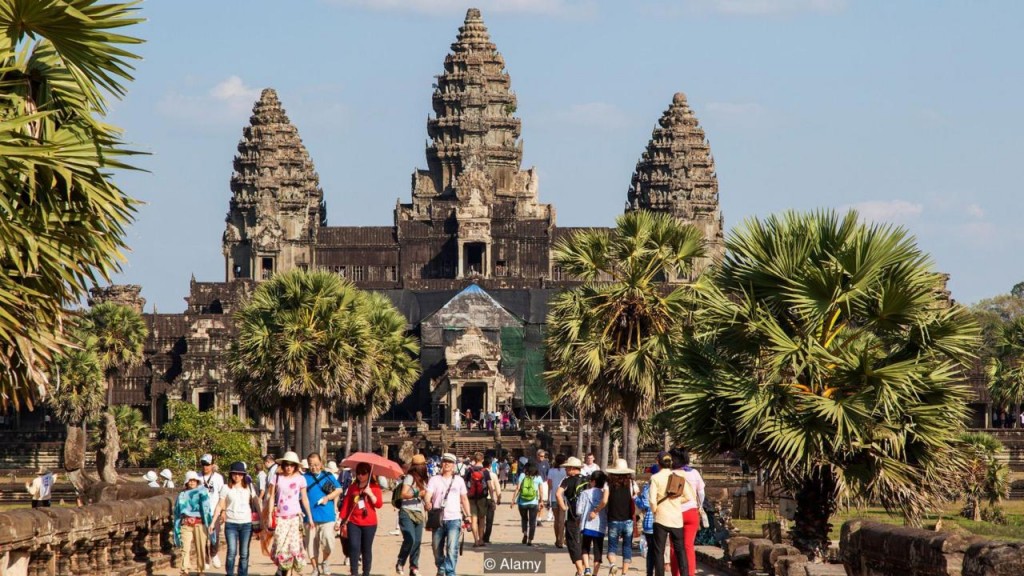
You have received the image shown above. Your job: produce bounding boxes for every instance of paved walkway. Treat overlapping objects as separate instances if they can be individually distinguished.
[160,486,727,576]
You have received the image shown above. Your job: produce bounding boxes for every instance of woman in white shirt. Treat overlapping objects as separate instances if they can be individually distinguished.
[212,462,260,576]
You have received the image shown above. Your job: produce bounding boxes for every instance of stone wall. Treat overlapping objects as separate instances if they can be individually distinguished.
[841,520,1024,576]
[0,486,176,576]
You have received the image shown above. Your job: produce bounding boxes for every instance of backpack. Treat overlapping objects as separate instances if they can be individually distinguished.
[466,466,489,500]
[392,475,406,509]
[562,475,587,519]
[520,475,538,502]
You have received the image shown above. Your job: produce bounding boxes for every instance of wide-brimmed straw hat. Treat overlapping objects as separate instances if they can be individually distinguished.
[411,454,427,465]
[606,458,634,475]
[277,451,301,465]
[563,457,583,469]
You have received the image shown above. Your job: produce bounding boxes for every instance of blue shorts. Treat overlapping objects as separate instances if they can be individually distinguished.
[607,520,634,560]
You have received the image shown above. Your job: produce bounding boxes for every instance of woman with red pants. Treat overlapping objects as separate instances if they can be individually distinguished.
[670,449,705,576]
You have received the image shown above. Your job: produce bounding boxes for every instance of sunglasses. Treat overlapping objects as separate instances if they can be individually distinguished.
[356,470,370,475]
[281,463,297,468]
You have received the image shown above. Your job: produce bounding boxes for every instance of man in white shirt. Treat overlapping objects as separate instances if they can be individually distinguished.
[199,453,225,569]
[256,454,277,500]
[580,453,600,477]
[26,468,53,508]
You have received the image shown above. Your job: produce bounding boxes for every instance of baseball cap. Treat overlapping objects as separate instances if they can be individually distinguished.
[200,453,213,465]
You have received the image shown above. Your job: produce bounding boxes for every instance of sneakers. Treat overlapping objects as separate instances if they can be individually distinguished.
[320,562,330,576]
[584,569,593,576]
[389,528,402,535]
[609,567,621,576]
[211,556,221,569]
[522,534,528,544]
[396,564,404,576]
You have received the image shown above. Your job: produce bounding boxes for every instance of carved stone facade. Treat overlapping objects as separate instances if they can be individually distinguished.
[626,92,725,276]
[89,8,726,428]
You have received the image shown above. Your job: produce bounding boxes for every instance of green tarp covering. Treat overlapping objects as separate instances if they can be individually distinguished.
[501,326,550,407]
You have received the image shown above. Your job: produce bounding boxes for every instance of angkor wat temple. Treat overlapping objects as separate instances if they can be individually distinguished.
[87,8,726,433]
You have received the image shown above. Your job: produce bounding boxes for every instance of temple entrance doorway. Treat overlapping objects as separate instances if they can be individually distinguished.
[459,383,485,419]
[464,242,485,275]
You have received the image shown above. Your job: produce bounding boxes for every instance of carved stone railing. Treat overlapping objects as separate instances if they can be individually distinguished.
[0,484,177,576]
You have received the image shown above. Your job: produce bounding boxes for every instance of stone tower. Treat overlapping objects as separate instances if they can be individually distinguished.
[626,92,724,275]
[223,88,325,282]
[397,8,552,280]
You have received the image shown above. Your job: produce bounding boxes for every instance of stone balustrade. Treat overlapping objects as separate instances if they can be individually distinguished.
[0,484,176,576]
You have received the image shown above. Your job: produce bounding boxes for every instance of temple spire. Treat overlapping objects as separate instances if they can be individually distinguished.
[223,88,324,281]
[626,92,724,274]
[422,7,523,196]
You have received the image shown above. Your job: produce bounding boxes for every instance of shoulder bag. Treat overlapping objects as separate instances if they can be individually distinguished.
[426,478,454,531]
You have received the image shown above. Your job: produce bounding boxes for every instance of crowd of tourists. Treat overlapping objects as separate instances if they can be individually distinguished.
[168,447,705,576]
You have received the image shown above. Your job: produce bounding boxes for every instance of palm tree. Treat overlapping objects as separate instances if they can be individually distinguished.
[48,332,105,490]
[231,269,370,457]
[545,210,705,469]
[91,405,150,467]
[987,317,1024,427]
[81,302,147,406]
[663,210,980,556]
[0,1,143,410]
[356,292,421,451]
[959,432,1009,521]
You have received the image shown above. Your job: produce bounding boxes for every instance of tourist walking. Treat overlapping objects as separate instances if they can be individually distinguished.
[605,459,638,576]
[212,462,259,576]
[498,458,510,489]
[548,454,568,547]
[338,463,384,576]
[634,479,656,576]
[676,449,705,576]
[160,468,176,488]
[396,454,429,576]
[482,455,500,544]
[557,456,587,576]
[537,450,552,526]
[174,471,213,576]
[26,467,53,508]
[649,451,693,576]
[464,451,494,547]
[266,451,314,575]
[303,453,343,576]
[426,452,472,576]
[257,454,277,500]
[199,453,226,570]
[578,470,609,576]
[511,461,545,546]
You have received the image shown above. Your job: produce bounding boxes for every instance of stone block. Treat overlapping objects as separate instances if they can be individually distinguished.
[774,554,809,576]
[964,541,1024,576]
[770,545,803,574]
[749,538,775,570]
[726,536,752,560]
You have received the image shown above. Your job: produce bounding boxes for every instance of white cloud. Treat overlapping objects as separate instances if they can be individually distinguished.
[555,102,632,130]
[845,200,923,223]
[689,0,846,16]
[966,203,985,219]
[157,76,262,126]
[326,0,591,16]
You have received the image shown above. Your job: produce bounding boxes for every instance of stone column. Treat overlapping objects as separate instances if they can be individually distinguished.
[457,240,464,278]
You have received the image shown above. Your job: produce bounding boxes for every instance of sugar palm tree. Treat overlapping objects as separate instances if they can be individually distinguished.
[663,210,980,556]
[546,210,705,469]
[0,0,143,410]
[987,317,1024,428]
[48,331,105,490]
[91,405,151,466]
[231,269,371,456]
[81,302,147,406]
[959,432,1009,521]
[355,292,421,451]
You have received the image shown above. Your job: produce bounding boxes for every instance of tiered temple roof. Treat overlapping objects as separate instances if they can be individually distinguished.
[626,92,724,272]
[423,7,523,196]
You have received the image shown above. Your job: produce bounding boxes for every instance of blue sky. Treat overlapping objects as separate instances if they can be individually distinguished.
[108,0,1024,312]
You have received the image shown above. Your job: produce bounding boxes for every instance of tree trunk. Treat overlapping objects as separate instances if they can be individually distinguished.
[972,497,982,522]
[599,418,611,469]
[64,424,88,493]
[620,412,630,467]
[624,414,639,471]
[355,415,364,453]
[663,429,671,452]
[282,409,292,452]
[293,406,304,456]
[791,468,838,558]
[95,412,120,484]
[345,415,354,458]
[314,402,323,456]
[576,411,585,459]
[301,398,316,458]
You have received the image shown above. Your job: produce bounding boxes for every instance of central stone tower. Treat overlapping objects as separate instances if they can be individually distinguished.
[397,8,553,281]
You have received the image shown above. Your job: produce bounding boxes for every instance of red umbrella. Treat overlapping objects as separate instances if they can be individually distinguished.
[341,452,404,480]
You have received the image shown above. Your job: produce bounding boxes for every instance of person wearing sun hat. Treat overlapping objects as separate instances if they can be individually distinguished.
[212,462,259,576]
[174,471,213,576]
[605,458,638,576]
[143,470,159,488]
[557,456,586,576]
[426,452,472,576]
[266,451,314,575]
[160,468,175,488]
